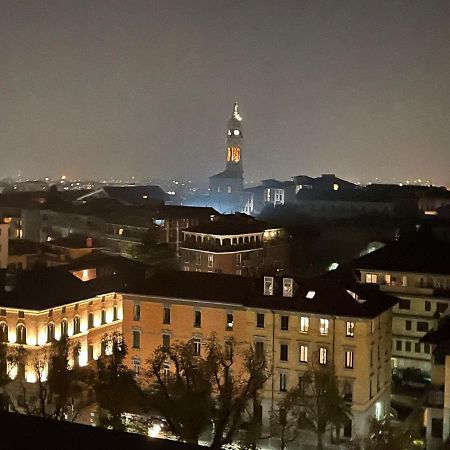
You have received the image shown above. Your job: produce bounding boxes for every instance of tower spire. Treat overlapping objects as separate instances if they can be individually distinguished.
[232,101,242,121]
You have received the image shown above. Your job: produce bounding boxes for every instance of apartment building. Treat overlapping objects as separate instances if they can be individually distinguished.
[356,232,450,372]
[180,214,289,276]
[0,257,396,442]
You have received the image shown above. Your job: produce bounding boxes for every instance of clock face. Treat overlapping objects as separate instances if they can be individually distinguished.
[233,129,240,136]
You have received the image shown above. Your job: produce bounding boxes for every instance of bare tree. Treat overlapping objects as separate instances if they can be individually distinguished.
[146,335,269,448]
[286,360,351,450]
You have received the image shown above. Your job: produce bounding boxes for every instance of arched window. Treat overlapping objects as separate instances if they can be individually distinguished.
[88,313,94,329]
[88,344,94,362]
[47,322,55,343]
[113,306,118,321]
[73,316,80,335]
[60,319,68,338]
[0,322,8,342]
[101,309,106,325]
[16,324,26,345]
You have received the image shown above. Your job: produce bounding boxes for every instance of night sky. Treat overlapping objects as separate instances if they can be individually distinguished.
[1,0,449,186]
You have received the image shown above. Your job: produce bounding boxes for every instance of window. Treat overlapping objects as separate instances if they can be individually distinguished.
[16,324,26,344]
[395,340,402,351]
[48,309,53,318]
[0,309,5,316]
[132,330,141,349]
[73,316,81,334]
[101,340,107,356]
[132,357,141,375]
[207,254,214,268]
[101,309,106,325]
[88,344,94,362]
[263,276,274,295]
[417,321,429,332]
[280,316,289,331]
[299,316,309,333]
[415,342,421,353]
[226,313,234,331]
[18,311,24,319]
[280,344,288,362]
[224,340,233,360]
[88,313,94,329]
[346,322,355,337]
[425,301,431,312]
[0,322,8,342]
[299,345,308,363]
[236,253,242,266]
[319,347,327,365]
[256,313,265,328]
[279,373,287,392]
[162,334,170,350]
[255,341,265,360]
[319,318,329,335]
[133,304,141,321]
[163,306,171,324]
[282,278,294,297]
[365,273,377,284]
[405,341,411,352]
[113,305,118,321]
[424,343,431,354]
[343,381,353,402]
[405,320,412,331]
[193,338,201,356]
[60,319,68,338]
[432,418,444,439]
[194,310,201,328]
[398,299,410,310]
[47,323,55,343]
[345,351,354,369]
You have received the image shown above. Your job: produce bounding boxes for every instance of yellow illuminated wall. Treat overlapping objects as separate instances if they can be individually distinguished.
[226,146,241,163]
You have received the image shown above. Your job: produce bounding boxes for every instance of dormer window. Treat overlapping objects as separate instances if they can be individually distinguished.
[306,290,316,300]
[283,278,294,297]
[263,277,274,296]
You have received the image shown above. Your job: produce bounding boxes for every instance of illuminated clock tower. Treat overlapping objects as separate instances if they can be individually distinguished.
[209,102,245,196]
[225,102,244,175]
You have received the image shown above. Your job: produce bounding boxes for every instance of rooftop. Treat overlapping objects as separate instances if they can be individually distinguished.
[185,213,268,235]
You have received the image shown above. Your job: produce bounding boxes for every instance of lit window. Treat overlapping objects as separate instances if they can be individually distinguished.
[0,322,8,342]
[299,345,308,363]
[16,324,27,345]
[193,338,201,356]
[283,278,294,297]
[365,273,377,284]
[345,351,354,369]
[333,183,339,191]
[299,316,309,333]
[88,313,94,329]
[306,290,316,299]
[320,318,329,335]
[319,347,327,365]
[60,319,68,338]
[346,322,355,337]
[118,228,124,236]
[264,276,274,295]
[101,309,106,325]
[207,254,214,268]
[73,316,81,334]
[226,313,234,331]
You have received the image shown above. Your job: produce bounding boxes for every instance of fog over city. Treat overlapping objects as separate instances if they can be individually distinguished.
[1,0,450,185]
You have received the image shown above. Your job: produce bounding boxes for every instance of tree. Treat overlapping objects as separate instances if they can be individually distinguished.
[0,341,21,411]
[361,418,421,450]
[93,332,142,431]
[146,335,269,448]
[268,394,301,450]
[286,361,351,450]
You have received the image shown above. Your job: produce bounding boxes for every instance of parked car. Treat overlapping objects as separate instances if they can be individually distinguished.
[401,368,431,389]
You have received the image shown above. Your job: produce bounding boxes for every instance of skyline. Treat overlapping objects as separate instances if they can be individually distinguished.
[1,1,450,185]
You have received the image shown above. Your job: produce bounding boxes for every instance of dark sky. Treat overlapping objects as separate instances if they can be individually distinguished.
[1,0,449,186]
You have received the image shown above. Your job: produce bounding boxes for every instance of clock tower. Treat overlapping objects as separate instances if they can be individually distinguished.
[209,102,245,195]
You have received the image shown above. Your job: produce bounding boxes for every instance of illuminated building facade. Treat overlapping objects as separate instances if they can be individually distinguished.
[180,214,289,276]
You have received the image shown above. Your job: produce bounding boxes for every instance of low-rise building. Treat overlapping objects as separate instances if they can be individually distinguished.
[180,214,289,276]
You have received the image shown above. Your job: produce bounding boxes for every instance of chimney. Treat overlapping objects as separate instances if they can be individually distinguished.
[85,237,93,248]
